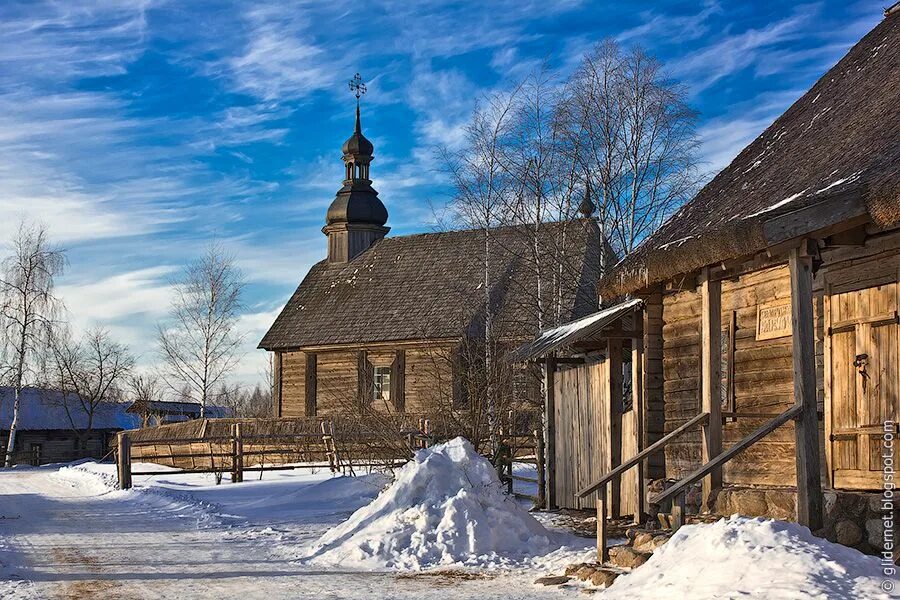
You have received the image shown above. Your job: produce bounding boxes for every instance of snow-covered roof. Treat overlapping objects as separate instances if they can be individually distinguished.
[0,387,139,431]
[511,298,643,362]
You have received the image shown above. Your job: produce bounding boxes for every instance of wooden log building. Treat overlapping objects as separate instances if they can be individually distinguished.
[0,387,137,465]
[517,7,899,557]
[259,105,602,422]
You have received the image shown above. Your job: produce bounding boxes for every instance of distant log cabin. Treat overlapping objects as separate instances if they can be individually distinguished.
[0,387,137,465]
[517,7,899,558]
[259,105,602,428]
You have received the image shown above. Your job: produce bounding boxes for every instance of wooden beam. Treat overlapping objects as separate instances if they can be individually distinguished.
[632,327,646,521]
[305,352,317,417]
[652,405,802,505]
[762,188,868,246]
[596,484,608,562]
[789,247,824,531]
[700,267,723,509]
[544,356,557,510]
[577,411,709,497]
[642,288,665,481]
[273,351,283,417]
[607,338,623,518]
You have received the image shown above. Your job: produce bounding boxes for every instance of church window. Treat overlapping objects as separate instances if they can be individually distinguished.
[373,366,391,402]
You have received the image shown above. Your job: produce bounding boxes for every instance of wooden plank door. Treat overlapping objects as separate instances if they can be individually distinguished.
[826,281,899,490]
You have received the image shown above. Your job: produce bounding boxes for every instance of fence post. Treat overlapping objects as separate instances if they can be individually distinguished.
[535,429,546,509]
[117,432,132,490]
[231,423,244,483]
[423,419,431,448]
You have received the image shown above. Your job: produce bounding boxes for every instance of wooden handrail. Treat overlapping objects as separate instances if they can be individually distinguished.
[652,404,802,505]
[577,411,710,498]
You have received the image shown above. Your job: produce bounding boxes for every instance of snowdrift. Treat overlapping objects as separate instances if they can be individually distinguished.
[603,515,888,600]
[303,437,574,570]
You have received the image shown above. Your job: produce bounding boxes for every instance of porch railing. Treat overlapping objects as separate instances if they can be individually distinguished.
[577,411,710,561]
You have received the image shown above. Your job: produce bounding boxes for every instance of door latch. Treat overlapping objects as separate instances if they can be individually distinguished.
[854,353,870,392]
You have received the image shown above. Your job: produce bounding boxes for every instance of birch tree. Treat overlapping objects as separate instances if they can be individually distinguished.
[157,243,245,417]
[0,222,66,466]
[559,40,701,262]
[46,326,134,447]
[441,88,521,455]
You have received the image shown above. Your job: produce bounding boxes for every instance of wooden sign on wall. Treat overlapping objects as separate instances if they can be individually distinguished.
[756,301,792,340]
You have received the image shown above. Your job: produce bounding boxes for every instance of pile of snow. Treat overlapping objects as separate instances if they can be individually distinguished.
[603,515,889,600]
[303,437,579,570]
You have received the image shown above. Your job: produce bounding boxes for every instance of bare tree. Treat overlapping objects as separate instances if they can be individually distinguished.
[216,382,271,419]
[0,221,66,466]
[127,372,166,426]
[441,88,523,455]
[559,40,701,263]
[157,243,245,417]
[46,326,134,447]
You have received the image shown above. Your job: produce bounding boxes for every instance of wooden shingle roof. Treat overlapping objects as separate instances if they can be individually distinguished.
[259,220,600,350]
[603,11,900,296]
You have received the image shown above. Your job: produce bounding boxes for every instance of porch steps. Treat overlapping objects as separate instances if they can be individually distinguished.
[535,525,674,591]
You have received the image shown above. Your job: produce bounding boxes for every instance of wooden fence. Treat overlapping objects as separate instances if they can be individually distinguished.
[115,409,546,506]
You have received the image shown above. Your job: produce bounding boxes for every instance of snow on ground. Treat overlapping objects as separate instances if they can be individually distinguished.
[0,456,591,599]
[0,449,888,599]
[302,437,589,571]
[601,515,889,600]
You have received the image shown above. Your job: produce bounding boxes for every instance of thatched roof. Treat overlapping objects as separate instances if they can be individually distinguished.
[602,10,900,297]
[259,220,601,350]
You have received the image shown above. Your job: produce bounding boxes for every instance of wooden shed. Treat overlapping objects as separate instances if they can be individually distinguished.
[518,8,900,559]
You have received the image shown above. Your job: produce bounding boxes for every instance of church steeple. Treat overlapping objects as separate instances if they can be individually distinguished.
[323,74,389,264]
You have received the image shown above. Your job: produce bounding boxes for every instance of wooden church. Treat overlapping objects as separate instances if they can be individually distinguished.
[517,6,899,557]
[259,102,602,424]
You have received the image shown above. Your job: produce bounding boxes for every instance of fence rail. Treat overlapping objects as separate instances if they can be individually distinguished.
[115,409,545,503]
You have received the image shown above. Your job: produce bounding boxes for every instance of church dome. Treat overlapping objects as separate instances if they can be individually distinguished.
[326,186,388,226]
[342,130,374,157]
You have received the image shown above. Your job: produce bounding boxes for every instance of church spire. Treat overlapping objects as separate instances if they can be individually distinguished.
[323,73,389,263]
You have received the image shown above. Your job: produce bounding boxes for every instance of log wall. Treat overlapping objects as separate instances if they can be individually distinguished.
[276,343,456,418]
[660,226,900,488]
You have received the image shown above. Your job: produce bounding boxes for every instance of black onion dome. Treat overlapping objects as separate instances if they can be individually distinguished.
[326,188,388,226]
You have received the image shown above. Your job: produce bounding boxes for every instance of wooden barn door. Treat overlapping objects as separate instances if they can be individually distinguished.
[553,357,606,510]
[825,281,899,490]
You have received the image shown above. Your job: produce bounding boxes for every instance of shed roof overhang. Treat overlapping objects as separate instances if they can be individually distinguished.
[511,298,643,362]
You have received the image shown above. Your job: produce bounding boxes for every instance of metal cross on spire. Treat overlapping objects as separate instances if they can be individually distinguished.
[349,73,367,104]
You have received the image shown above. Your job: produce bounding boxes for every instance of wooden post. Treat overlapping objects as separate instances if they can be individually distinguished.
[642,288,665,481]
[633,329,646,521]
[117,432,132,490]
[535,429,546,509]
[607,337,623,518]
[273,352,283,417]
[596,484,609,563]
[305,352,317,417]
[789,245,824,531]
[543,356,557,510]
[231,423,244,483]
[671,493,686,531]
[700,267,723,510]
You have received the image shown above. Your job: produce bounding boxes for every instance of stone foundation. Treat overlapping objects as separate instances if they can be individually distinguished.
[713,485,898,559]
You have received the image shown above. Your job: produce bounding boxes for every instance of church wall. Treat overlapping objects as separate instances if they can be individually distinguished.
[276,342,456,419]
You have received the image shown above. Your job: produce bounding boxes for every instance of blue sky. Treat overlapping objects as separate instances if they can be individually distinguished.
[0,0,884,385]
